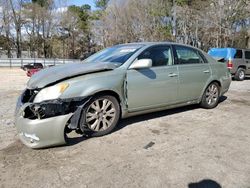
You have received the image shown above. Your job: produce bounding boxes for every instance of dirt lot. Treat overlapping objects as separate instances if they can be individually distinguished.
[0,68,250,188]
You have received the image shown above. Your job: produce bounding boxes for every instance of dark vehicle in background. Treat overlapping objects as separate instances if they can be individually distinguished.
[21,63,43,71]
[208,48,250,81]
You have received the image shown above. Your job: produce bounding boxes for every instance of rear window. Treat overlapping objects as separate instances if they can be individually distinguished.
[234,50,243,58]
[245,51,250,59]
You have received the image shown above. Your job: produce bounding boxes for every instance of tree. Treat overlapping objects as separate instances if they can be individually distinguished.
[8,0,27,58]
[60,4,92,58]
[95,0,109,10]
[0,0,13,57]
[92,0,173,47]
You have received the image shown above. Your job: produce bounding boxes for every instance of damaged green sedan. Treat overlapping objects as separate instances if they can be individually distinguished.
[15,42,231,148]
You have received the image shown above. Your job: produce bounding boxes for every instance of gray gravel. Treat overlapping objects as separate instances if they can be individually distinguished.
[0,68,250,188]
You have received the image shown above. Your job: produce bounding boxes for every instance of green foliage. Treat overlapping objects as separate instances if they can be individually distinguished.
[32,0,49,7]
[68,5,91,31]
[160,25,173,40]
[176,0,189,6]
[95,0,109,10]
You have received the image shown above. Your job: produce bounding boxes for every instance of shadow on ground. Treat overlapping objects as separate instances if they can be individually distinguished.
[188,179,221,188]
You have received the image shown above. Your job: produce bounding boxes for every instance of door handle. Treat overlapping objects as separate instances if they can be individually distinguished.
[168,73,178,77]
[203,70,210,73]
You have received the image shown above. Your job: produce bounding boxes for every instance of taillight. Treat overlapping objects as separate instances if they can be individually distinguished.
[227,60,233,69]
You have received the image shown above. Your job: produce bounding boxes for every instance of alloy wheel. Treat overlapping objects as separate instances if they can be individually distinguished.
[205,84,219,106]
[239,70,245,80]
[86,98,116,132]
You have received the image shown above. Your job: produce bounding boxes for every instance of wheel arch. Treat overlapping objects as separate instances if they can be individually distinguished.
[199,79,222,102]
[238,65,246,70]
[91,90,122,104]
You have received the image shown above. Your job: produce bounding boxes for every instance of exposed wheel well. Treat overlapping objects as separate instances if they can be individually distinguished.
[238,66,246,70]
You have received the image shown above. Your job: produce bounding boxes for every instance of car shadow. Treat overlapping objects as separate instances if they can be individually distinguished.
[188,179,221,188]
[64,96,228,147]
[115,96,228,133]
[232,77,250,81]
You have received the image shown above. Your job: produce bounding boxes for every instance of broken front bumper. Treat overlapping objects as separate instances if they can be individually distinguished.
[15,96,73,149]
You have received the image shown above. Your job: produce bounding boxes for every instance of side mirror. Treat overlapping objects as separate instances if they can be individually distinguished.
[129,59,152,69]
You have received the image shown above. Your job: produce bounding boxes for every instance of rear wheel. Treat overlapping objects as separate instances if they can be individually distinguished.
[83,95,120,137]
[235,68,245,81]
[200,82,220,109]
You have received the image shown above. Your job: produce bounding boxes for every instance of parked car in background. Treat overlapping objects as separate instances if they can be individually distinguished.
[208,48,250,81]
[15,42,231,148]
[21,63,43,71]
[26,68,42,77]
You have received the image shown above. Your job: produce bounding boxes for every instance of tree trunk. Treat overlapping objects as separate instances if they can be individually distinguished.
[16,25,22,58]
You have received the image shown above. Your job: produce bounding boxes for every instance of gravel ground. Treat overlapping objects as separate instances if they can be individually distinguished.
[0,68,250,188]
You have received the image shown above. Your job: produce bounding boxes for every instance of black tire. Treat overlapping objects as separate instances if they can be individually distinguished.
[234,68,245,81]
[82,95,120,137]
[200,82,220,109]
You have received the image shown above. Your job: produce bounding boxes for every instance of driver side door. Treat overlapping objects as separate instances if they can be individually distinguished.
[126,45,179,112]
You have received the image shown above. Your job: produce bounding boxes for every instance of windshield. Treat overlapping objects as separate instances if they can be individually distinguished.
[83,44,144,65]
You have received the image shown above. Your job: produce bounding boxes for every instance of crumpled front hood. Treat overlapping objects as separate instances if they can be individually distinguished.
[27,62,116,89]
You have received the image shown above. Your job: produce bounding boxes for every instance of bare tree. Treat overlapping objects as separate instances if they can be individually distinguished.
[0,0,13,57]
[8,0,26,58]
[92,0,172,47]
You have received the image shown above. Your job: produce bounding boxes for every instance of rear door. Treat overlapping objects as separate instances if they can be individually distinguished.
[244,50,250,74]
[173,45,211,102]
[126,45,179,112]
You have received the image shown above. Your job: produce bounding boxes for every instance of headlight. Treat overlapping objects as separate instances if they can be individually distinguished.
[33,83,69,103]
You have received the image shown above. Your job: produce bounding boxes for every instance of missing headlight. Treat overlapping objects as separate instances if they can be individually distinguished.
[22,89,39,103]
[23,97,90,120]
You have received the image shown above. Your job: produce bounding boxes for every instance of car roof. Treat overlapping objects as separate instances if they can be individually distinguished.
[115,42,204,52]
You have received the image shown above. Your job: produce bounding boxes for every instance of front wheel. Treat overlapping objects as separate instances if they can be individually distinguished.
[83,95,120,137]
[200,82,220,109]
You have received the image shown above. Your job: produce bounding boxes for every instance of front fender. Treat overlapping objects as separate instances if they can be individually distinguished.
[60,71,126,107]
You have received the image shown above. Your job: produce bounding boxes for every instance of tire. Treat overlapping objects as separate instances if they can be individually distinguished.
[82,95,120,137]
[234,68,245,81]
[200,82,220,109]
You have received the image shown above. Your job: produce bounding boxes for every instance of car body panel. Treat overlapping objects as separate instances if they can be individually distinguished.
[16,114,72,148]
[177,63,212,102]
[127,66,179,111]
[59,69,127,108]
[27,62,117,89]
[15,96,72,148]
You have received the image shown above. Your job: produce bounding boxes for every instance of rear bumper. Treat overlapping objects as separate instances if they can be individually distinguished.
[220,75,231,96]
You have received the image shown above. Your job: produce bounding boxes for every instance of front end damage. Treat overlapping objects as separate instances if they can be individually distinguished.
[15,88,92,148]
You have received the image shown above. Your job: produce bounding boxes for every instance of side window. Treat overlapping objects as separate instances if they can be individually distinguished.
[138,46,173,67]
[174,46,204,65]
[244,51,250,59]
[234,50,243,59]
